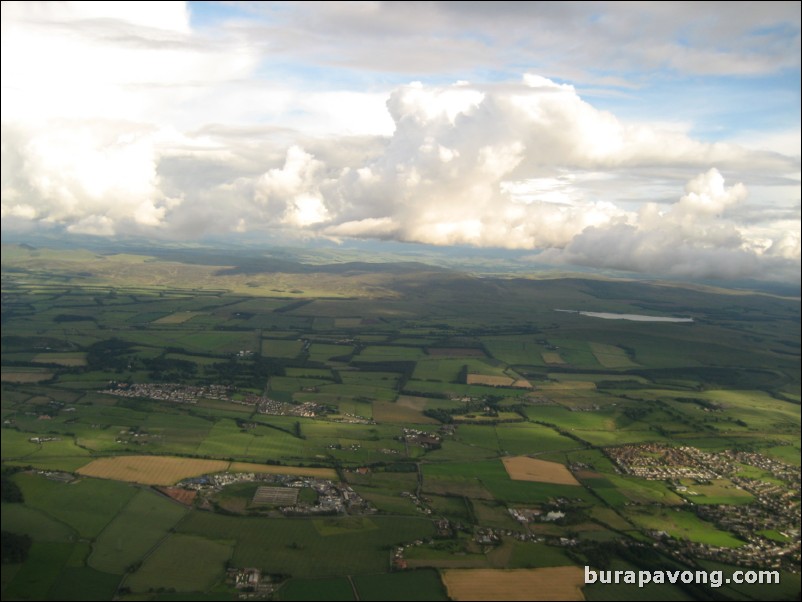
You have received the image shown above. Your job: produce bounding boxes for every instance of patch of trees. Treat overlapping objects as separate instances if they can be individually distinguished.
[53,314,96,323]
[382,462,417,473]
[143,357,197,381]
[86,338,137,371]
[672,397,722,411]
[622,407,651,421]
[1,472,23,503]
[1,532,31,564]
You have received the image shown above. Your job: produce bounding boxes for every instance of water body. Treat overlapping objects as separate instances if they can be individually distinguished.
[555,309,693,323]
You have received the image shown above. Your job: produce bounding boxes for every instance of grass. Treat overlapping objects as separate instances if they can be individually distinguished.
[506,542,574,568]
[353,570,448,601]
[178,513,434,578]
[1,503,76,542]
[278,577,355,601]
[358,346,427,361]
[89,488,188,574]
[2,542,75,601]
[625,507,746,548]
[262,339,304,358]
[125,534,232,593]
[14,472,137,538]
[44,567,121,601]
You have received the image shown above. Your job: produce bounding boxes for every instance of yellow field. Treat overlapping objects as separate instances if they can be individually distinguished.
[152,311,204,324]
[228,462,338,479]
[76,456,340,484]
[541,352,565,364]
[502,456,580,486]
[77,456,228,485]
[442,567,585,601]
[467,374,532,389]
[589,343,638,368]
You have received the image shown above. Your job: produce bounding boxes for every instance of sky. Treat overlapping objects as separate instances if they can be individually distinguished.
[1,1,800,282]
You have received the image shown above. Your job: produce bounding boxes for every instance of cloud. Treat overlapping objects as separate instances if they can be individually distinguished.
[234,1,800,79]
[540,168,800,281]
[1,3,799,282]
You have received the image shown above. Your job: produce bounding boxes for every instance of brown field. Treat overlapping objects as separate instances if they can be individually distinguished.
[334,318,363,327]
[442,567,585,601]
[229,462,338,479]
[427,347,487,358]
[538,381,596,390]
[373,400,439,424]
[152,311,205,324]
[76,457,337,484]
[32,353,88,367]
[502,457,580,486]
[396,395,430,410]
[541,352,565,365]
[77,456,229,485]
[156,486,198,506]
[466,374,532,389]
[1,369,54,383]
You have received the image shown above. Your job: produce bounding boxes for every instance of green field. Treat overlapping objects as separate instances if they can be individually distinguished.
[13,473,137,538]
[89,488,187,574]
[278,577,355,601]
[353,570,448,601]
[178,513,435,578]
[125,534,232,592]
[624,507,746,547]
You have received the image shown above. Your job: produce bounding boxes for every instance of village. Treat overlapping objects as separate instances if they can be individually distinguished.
[605,443,800,572]
[176,471,374,516]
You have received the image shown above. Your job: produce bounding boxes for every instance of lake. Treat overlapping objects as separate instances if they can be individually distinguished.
[555,309,693,323]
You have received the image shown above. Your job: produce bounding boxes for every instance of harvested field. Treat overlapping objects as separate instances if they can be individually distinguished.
[396,395,431,411]
[77,456,229,485]
[152,311,204,324]
[502,457,580,486]
[1,369,54,383]
[373,400,439,424]
[229,462,338,480]
[441,567,585,601]
[77,457,337,485]
[466,374,532,389]
[541,352,565,365]
[588,343,638,369]
[427,347,487,357]
[334,317,363,327]
[156,486,198,506]
[32,353,88,366]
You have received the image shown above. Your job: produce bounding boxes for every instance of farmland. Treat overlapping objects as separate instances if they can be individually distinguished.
[1,243,800,601]
[441,567,585,601]
[502,457,581,486]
